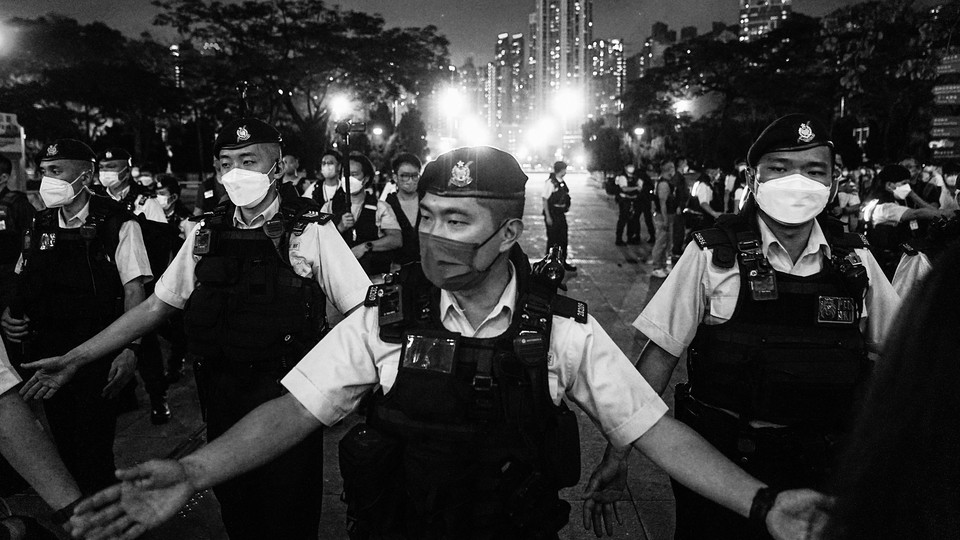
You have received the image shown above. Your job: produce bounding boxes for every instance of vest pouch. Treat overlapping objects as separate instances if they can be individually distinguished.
[240,258,277,304]
[750,343,865,425]
[193,256,241,285]
[687,345,753,411]
[384,331,471,425]
[339,422,405,537]
[543,402,581,488]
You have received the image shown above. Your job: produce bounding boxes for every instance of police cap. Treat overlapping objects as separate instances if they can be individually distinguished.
[747,114,834,167]
[40,139,96,164]
[97,147,132,164]
[213,118,283,156]
[877,164,911,186]
[419,146,527,200]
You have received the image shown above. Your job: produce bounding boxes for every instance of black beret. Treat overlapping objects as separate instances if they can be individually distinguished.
[877,164,911,185]
[213,118,282,156]
[40,139,96,163]
[747,114,834,167]
[97,147,132,164]
[420,146,527,200]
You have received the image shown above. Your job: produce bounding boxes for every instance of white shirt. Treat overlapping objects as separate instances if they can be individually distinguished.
[107,185,166,223]
[154,196,371,312]
[634,217,900,357]
[837,192,861,226]
[891,252,933,300]
[869,201,910,226]
[282,264,669,448]
[15,199,154,286]
[542,178,557,200]
[692,181,713,205]
[0,339,20,395]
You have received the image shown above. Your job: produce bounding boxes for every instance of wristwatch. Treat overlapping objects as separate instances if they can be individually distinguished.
[365,242,374,251]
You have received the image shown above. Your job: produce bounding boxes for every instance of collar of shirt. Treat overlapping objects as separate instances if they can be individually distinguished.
[439,262,517,338]
[59,200,91,229]
[232,195,280,229]
[756,215,830,276]
[107,185,130,202]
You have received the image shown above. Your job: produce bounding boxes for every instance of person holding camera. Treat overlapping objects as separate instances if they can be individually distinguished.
[588,114,900,540]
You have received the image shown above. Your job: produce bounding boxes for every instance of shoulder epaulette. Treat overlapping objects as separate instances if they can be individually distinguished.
[188,212,214,223]
[551,295,588,324]
[832,232,869,250]
[364,284,383,307]
[691,227,737,269]
[900,242,919,256]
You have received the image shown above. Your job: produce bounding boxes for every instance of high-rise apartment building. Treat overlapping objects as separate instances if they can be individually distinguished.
[739,0,792,42]
[491,32,527,142]
[529,0,594,119]
[588,38,625,126]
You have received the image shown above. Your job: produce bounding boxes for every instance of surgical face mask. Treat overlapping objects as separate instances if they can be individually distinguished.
[139,175,155,187]
[99,168,126,189]
[753,173,831,226]
[625,166,636,175]
[40,173,85,208]
[320,164,337,179]
[946,175,957,187]
[893,183,912,201]
[156,194,171,209]
[419,221,511,291]
[221,163,276,208]
[348,176,365,195]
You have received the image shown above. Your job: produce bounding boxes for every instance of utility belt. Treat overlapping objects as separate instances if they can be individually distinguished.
[674,383,842,487]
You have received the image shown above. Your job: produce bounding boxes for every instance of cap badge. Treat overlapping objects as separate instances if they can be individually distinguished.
[450,160,474,187]
[236,126,251,141]
[47,144,58,156]
[798,122,814,143]
[105,151,113,159]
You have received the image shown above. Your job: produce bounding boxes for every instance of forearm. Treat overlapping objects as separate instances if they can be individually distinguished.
[180,393,321,491]
[700,201,720,218]
[370,230,401,251]
[901,207,941,222]
[633,415,763,517]
[69,294,178,368]
[122,279,146,344]
[907,192,936,209]
[636,340,681,395]
[0,390,81,509]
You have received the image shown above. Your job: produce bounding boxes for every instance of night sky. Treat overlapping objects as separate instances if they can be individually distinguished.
[0,0,943,65]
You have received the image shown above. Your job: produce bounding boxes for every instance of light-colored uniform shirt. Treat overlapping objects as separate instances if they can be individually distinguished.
[692,181,713,206]
[282,264,669,448]
[107,185,166,223]
[155,196,371,312]
[867,201,910,226]
[891,252,932,300]
[0,339,20,395]
[634,217,900,357]
[542,178,557,200]
[837,192,861,228]
[14,199,153,286]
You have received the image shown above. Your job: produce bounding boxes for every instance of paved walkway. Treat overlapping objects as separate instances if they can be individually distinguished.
[6,171,690,539]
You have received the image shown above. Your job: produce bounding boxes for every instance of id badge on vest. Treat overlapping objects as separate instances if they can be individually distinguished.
[401,330,460,374]
[817,296,857,325]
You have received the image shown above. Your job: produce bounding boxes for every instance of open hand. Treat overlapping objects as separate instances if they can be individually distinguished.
[582,445,629,537]
[20,355,77,400]
[70,460,195,540]
[102,349,137,399]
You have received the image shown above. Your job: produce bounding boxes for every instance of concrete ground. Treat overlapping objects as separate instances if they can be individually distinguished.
[4,171,689,539]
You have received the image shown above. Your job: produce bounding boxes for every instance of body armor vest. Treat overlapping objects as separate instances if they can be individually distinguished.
[687,206,871,429]
[0,189,29,265]
[384,192,420,266]
[345,246,585,539]
[183,197,331,365]
[546,176,570,214]
[17,196,131,359]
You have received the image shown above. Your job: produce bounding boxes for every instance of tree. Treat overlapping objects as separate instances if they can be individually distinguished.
[393,107,429,160]
[152,0,449,168]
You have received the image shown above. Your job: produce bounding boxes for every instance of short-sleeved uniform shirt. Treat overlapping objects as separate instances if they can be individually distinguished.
[869,201,910,226]
[282,264,669,449]
[634,216,900,358]
[14,200,154,286]
[692,181,713,206]
[107,185,166,224]
[155,195,371,312]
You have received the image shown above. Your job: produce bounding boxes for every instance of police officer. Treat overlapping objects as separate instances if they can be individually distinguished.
[591,114,901,539]
[542,160,575,271]
[97,147,172,423]
[682,161,725,239]
[0,155,36,315]
[382,152,423,267]
[21,120,371,540]
[70,146,830,540]
[1,139,152,493]
[614,163,641,246]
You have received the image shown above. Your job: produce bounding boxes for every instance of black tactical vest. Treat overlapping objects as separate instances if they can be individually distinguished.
[182,197,331,365]
[349,193,392,275]
[384,192,420,266]
[17,196,132,359]
[546,175,570,214]
[687,206,871,429]
[350,246,585,539]
[0,189,30,266]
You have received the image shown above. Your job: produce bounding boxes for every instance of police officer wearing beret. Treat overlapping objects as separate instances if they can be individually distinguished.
[21,120,372,539]
[71,145,830,540]
[1,139,153,493]
[589,114,902,539]
[96,147,173,424]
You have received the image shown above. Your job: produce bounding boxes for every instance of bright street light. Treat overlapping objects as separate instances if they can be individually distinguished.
[633,127,645,137]
[673,99,693,115]
[329,94,352,120]
[552,87,584,115]
[372,126,384,136]
[459,114,490,146]
[439,87,465,118]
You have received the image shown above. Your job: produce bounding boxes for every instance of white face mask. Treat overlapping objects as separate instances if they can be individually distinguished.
[753,173,831,226]
[156,194,171,209]
[221,163,276,208]
[946,175,958,187]
[40,174,85,208]
[320,164,337,179]
[893,183,912,201]
[99,169,126,189]
[348,176,365,195]
[139,175,155,186]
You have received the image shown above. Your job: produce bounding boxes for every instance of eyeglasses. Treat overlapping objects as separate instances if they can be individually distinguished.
[398,173,420,181]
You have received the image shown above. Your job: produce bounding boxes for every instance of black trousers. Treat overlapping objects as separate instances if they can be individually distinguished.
[615,198,640,241]
[672,387,838,540]
[44,358,119,494]
[136,331,168,398]
[544,210,568,260]
[201,361,324,540]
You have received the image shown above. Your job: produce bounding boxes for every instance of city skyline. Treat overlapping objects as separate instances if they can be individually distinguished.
[2,0,940,67]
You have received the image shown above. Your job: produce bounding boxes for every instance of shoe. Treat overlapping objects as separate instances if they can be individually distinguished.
[651,268,670,279]
[562,263,577,272]
[150,394,172,425]
[615,239,626,246]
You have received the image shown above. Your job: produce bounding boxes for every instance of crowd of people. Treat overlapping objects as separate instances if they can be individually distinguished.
[0,112,956,540]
